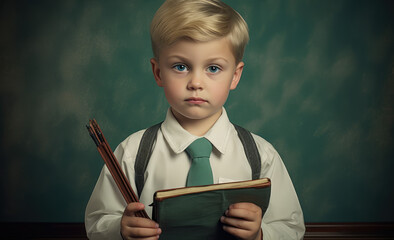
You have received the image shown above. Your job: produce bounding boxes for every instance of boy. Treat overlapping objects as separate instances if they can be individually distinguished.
[85,0,305,239]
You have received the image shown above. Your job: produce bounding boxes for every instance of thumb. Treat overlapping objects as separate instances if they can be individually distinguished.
[123,202,145,217]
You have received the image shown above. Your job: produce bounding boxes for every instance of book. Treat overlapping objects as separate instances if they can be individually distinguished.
[152,178,271,240]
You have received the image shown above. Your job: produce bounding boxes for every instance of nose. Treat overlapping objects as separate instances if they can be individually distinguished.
[187,71,203,90]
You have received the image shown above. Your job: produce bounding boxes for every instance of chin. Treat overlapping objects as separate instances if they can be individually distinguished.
[171,106,222,121]
[185,110,221,122]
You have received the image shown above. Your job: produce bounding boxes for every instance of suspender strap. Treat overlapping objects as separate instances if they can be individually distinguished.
[134,122,262,196]
[135,122,162,197]
[233,124,261,180]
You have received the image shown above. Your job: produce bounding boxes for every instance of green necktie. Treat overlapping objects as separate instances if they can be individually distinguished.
[185,138,213,187]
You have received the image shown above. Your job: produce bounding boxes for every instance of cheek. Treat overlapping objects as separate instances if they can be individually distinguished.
[211,84,231,104]
[163,81,183,101]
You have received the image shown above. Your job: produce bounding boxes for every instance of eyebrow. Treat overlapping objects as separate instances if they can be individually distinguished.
[167,55,229,64]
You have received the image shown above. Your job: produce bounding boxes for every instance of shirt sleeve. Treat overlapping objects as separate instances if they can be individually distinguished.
[253,134,305,240]
[84,132,143,239]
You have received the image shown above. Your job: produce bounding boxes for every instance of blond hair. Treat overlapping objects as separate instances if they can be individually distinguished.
[150,0,249,63]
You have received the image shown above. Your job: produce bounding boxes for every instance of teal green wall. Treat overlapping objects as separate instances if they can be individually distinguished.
[1,0,393,223]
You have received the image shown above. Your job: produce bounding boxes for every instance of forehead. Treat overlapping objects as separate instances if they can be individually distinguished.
[158,38,236,64]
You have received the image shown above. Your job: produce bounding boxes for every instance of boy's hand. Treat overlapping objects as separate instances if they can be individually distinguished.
[121,202,161,240]
[220,202,263,240]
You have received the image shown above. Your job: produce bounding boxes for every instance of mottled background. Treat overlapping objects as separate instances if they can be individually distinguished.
[0,0,393,223]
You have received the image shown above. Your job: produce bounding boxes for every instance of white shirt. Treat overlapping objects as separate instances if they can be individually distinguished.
[85,108,305,239]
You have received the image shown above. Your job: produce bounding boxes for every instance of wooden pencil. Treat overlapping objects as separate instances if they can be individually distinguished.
[87,119,149,218]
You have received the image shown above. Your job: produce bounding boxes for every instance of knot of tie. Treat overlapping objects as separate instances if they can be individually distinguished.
[185,137,212,159]
[185,138,213,187]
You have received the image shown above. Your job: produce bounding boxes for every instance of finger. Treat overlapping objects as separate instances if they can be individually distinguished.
[124,202,146,217]
[122,231,160,240]
[124,216,159,229]
[123,224,162,238]
[221,215,254,231]
[121,216,161,239]
[225,208,260,222]
[230,202,261,212]
[222,224,251,239]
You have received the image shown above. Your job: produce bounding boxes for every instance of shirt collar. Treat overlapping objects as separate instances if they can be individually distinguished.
[161,107,232,155]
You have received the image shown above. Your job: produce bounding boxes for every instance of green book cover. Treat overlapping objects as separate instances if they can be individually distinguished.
[152,178,271,240]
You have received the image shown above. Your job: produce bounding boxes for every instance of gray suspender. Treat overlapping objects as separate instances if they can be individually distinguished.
[134,122,162,197]
[233,124,262,180]
[134,123,261,197]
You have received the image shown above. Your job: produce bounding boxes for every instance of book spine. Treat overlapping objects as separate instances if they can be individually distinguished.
[152,194,160,222]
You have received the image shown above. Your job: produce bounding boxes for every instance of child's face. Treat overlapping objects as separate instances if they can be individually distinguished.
[151,38,244,127]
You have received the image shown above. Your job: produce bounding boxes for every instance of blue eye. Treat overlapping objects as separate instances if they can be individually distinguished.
[173,64,187,72]
[207,65,220,73]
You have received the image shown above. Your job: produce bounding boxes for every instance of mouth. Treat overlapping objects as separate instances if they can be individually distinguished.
[185,97,208,104]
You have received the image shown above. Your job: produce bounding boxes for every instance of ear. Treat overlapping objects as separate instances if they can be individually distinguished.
[230,61,244,90]
[150,58,164,87]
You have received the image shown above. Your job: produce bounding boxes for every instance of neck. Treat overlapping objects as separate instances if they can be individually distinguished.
[171,108,222,136]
